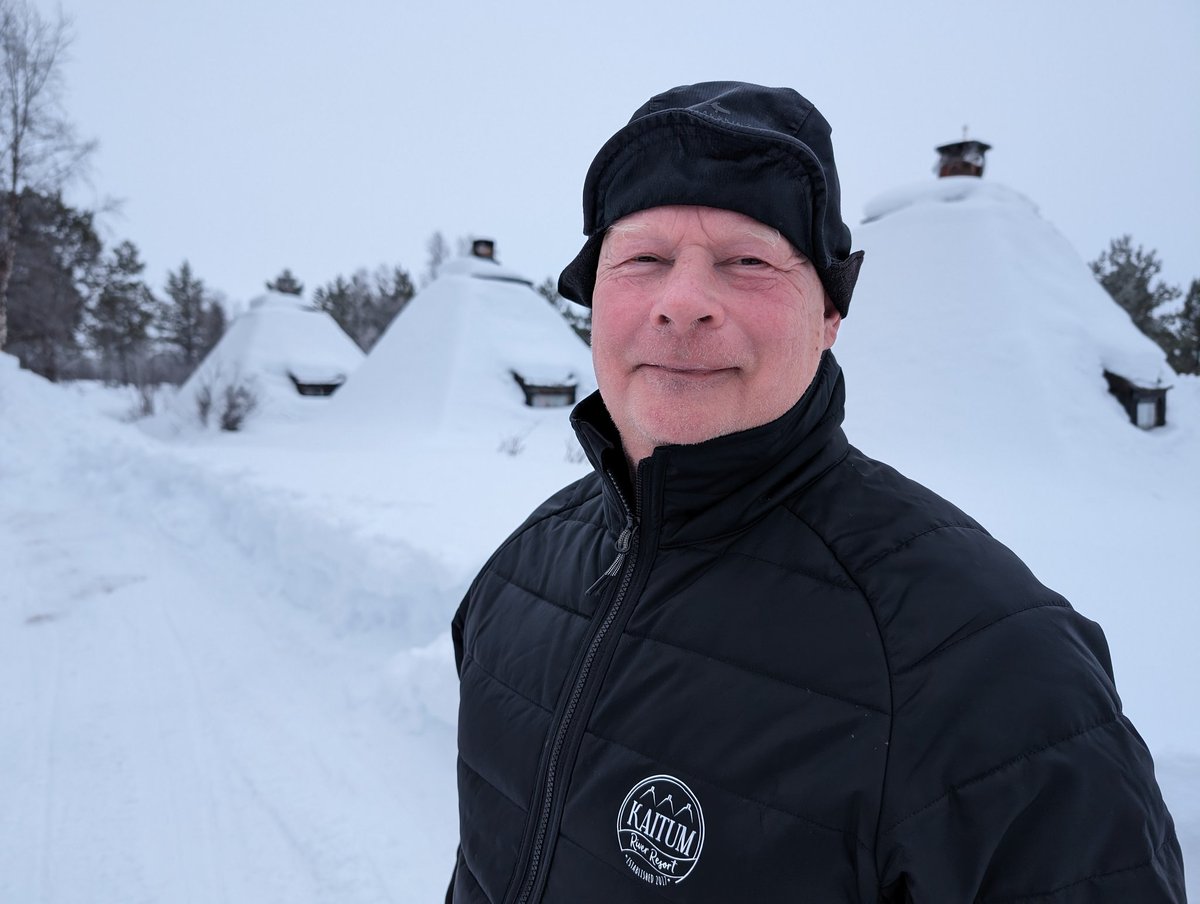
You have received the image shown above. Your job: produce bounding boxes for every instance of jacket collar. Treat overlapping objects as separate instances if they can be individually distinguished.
[571,351,849,546]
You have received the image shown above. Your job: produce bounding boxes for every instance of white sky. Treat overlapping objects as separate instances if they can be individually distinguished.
[36,0,1200,308]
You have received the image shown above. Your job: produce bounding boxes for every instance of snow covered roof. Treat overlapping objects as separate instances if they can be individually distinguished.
[837,176,1174,481]
[165,290,365,430]
[327,254,594,437]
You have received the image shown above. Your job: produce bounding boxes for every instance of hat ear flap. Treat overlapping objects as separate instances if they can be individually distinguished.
[821,251,864,318]
[558,232,605,307]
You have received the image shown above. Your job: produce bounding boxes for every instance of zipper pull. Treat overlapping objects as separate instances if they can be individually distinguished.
[586,522,633,596]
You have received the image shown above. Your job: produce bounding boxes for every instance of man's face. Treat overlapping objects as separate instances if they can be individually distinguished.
[591,205,841,465]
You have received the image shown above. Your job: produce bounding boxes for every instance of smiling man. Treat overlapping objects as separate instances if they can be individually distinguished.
[448,82,1184,903]
[591,206,839,464]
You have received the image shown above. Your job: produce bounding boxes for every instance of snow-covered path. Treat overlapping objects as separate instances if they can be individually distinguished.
[0,365,460,903]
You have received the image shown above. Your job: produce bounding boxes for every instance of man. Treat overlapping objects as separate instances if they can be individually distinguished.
[450,82,1185,902]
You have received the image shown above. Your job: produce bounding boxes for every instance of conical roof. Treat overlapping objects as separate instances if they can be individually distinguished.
[329,254,595,435]
[169,290,364,430]
[839,177,1171,468]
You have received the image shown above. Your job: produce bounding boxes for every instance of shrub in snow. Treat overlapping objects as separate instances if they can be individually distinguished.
[195,382,213,426]
[497,433,526,456]
[121,383,155,422]
[219,380,259,431]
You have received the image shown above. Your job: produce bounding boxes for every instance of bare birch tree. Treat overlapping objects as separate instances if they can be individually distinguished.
[0,0,94,350]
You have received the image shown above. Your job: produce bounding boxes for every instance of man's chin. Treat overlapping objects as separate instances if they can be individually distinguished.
[632,410,746,452]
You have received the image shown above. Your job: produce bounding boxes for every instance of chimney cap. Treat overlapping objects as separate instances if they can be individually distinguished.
[935,138,993,156]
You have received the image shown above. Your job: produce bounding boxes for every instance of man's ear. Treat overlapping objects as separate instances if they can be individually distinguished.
[822,294,842,350]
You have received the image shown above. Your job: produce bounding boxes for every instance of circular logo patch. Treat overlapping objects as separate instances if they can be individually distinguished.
[617,774,705,886]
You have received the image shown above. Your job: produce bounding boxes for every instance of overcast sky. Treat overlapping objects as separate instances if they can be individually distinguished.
[35,0,1200,309]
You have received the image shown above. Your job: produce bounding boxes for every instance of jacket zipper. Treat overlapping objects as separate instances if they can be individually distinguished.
[585,524,631,595]
[511,471,639,904]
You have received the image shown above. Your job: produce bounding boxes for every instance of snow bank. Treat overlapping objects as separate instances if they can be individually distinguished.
[1,355,455,645]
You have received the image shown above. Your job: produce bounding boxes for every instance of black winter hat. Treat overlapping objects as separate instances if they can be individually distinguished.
[558,81,864,317]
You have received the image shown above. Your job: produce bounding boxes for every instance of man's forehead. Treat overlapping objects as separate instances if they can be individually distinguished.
[606,206,786,247]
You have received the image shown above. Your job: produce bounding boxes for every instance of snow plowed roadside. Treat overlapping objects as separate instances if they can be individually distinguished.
[1,355,461,903]
[2,354,461,644]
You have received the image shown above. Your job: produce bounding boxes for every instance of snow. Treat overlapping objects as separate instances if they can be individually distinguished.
[2,181,1197,900]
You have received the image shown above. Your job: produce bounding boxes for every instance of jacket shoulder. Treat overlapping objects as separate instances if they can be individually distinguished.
[452,471,604,669]
[797,446,1067,640]
[798,449,1183,900]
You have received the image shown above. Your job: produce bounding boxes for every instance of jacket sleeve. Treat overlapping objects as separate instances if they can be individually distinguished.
[452,593,469,676]
[874,597,1185,902]
[445,850,457,904]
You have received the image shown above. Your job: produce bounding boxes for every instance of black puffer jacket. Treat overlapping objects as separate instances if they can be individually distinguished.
[451,353,1184,903]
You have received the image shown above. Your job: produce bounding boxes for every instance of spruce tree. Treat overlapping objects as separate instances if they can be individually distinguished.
[1163,280,1200,375]
[423,231,449,286]
[1090,237,1200,375]
[159,260,210,368]
[200,300,226,357]
[88,240,155,383]
[0,3,96,352]
[266,268,304,295]
[1089,236,1179,342]
[311,264,415,352]
[537,276,591,345]
[368,264,415,348]
[5,190,101,380]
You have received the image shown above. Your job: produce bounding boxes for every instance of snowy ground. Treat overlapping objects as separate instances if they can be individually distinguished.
[2,362,465,902]
[3,346,1197,901]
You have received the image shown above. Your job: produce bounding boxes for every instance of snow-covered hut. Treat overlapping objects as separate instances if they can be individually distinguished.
[168,290,365,430]
[838,176,1175,483]
[328,248,594,438]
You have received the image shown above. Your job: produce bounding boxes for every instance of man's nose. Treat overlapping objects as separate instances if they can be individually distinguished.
[650,256,725,329]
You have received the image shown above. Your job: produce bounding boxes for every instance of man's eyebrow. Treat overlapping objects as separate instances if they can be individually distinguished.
[737,226,810,263]
[606,222,651,239]
[742,224,783,246]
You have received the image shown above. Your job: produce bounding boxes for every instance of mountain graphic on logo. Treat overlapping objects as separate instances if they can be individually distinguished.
[638,787,696,821]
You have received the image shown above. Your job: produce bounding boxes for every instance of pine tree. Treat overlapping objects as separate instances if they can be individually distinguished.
[537,276,591,345]
[199,299,226,357]
[159,260,210,368]
[0,2,96,352]
[368,264,415,348]
[266,268,303,295]
[311,273,364,348]
[88,240,155,383]
[423,231,449,286]
[1089,236,1179,342]
[1090,236,1200,376]
[311,264,416,352]
[1162,280,1200,376]
[4,189,101,380]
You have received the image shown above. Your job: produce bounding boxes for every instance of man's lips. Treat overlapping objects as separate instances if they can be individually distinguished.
[640,362,737,373]
[637,363,738,380]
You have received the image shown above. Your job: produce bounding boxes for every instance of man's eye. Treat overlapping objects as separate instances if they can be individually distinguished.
[631,254,661,263]
[736,257,766,266]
